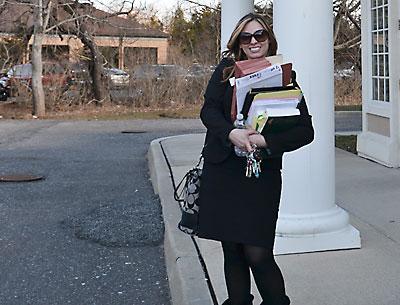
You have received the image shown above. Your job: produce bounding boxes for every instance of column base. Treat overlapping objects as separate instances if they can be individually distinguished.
[273,205,361,255]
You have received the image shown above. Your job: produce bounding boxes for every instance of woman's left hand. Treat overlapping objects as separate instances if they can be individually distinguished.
[249,133,267,148]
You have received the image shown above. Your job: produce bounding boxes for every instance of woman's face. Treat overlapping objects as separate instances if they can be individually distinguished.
[239,20,269,60]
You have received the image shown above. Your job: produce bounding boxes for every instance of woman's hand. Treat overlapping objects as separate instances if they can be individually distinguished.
[249,133,267,148]
[228,128,258,152]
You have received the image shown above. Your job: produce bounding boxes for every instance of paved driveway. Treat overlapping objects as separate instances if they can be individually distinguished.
[0,119,204,305]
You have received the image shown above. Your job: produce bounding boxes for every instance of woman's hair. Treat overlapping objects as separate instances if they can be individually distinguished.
[222,13,277,80]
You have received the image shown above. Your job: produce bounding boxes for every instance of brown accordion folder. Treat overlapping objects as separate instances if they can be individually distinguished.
[231,57,292,122]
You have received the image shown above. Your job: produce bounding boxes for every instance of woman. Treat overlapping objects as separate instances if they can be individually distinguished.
[197,13,314,305]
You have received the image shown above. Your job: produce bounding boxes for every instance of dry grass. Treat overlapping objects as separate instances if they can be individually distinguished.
[111,76,209,108]
[0,59,363,120]
[0,61,211,119]
[0,100,202,120]
[45,103,202,120]
[334,72,362,106]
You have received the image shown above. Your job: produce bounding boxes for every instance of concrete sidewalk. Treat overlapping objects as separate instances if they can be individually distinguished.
[148,133,400,305]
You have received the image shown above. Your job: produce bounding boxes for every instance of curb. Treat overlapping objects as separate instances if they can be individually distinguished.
[148,137,214,305]
[335,131,361,136]
[334,110,362,114]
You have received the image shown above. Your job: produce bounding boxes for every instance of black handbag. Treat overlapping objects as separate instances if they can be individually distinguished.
[174,156,203,235]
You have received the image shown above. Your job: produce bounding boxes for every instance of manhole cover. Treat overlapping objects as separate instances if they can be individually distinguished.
[0,174,45,182]
[121,130,147,134]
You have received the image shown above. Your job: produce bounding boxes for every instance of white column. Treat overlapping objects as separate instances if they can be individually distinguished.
[220,0,253,54]
[273,0,361,254]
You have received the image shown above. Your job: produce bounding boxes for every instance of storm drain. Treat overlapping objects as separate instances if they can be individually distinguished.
[0,174,45,182]
[121,130,147,134]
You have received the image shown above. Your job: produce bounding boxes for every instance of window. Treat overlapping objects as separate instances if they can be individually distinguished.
[99,46,119,68]
[371,0,389,102]
[124,47,158,69]
[42,45,69,61]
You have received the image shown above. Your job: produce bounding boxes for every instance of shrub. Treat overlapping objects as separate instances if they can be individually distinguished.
[334,71,362,106]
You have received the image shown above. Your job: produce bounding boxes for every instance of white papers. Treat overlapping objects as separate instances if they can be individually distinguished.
[250,98,299,109]
[235,64,283,113]
[246,98,300,127]
[268,108,300,117]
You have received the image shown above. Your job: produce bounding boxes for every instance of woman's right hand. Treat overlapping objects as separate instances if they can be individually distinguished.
[228,128,258,152]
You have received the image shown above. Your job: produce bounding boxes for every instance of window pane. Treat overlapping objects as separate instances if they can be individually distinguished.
[379,32,384,52]
[385,54,389,76]
[372,9,377,30]
[379,78,384,101]
[385,79,390,102]
[378,7,383,29]
[379,55,384,76]
[373,78,378,100]
[384,6,388,28]
[378,0,383,6]
[383,0,388,4]
[372,55,377,76]
[372,32,378,53]
[384,30,389,52]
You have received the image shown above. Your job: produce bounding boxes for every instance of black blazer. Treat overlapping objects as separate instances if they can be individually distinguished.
[200,57,314,169]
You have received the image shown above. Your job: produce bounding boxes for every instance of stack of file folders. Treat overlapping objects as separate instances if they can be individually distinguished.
[241,86,302,133]
[232,56,302,134]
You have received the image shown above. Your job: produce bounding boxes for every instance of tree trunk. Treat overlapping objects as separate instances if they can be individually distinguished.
[78,29,109,104]
[53,1,109,105]
[31,0,45,116]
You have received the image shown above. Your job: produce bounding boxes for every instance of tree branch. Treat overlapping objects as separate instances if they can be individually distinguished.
[43,0,52,30]
[333,1,346,43]
[182,0,220,11]
[346,9,361,31]
[348,0,361,14]
[334,34,361,50]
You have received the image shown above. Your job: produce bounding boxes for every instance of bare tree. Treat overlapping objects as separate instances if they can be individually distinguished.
[53,1,108,104]
[52,0,138,104]
[31,0,53,116]
[2,0,138,114]
[333,0,361,71]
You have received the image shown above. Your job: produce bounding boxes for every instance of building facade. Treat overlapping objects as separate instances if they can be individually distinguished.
[0,2,169,70]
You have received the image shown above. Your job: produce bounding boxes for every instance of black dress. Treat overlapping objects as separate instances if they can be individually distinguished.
[197,57,314,249]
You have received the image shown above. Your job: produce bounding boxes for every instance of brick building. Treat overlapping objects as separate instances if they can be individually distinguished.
[0,1,169,70]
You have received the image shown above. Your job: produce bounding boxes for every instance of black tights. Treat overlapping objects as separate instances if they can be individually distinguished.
[221,241,290,305]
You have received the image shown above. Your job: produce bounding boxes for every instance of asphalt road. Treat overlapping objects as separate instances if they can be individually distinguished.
[0,114,360,305]
[0,119,204,305]
[334,111,362,133]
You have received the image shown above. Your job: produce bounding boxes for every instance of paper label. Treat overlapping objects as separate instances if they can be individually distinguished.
[235,64,283,113]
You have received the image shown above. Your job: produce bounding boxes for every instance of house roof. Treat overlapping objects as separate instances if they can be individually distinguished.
[0,1,169,39]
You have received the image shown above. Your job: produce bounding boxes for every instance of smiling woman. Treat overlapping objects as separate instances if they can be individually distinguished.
[197,12,314,305]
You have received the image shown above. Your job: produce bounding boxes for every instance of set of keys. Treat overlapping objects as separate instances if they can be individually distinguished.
[245,146,262,178]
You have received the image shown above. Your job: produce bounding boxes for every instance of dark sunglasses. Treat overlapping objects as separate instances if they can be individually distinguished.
[239,29,268,44]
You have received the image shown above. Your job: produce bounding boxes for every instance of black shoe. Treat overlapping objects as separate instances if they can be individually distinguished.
[260,295,290,305]
[221,294,254,305]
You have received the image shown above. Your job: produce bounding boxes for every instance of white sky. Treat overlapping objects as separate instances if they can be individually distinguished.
[141,0,219,12]
[94,0,220,20]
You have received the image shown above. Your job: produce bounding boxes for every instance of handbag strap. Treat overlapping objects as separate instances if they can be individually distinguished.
[173,154,203,203]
